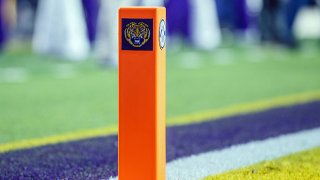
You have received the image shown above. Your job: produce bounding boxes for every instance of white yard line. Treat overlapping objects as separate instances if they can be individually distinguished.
[212,50,235,65]
[0,68,28,83]
[166,127,320,180]
[54,64,76,79]
[110,127,320,180]
[179,52,204,69]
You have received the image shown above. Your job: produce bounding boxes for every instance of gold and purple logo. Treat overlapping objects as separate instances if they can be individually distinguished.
[122,19,153,51]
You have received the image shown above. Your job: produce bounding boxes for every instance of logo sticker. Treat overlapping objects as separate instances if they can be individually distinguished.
[122,19,153,51]
[159,19,166,49]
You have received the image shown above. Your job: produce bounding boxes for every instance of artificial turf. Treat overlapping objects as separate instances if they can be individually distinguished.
[207,147,320,180]
[1,45,320,144]
[1,100,319,179]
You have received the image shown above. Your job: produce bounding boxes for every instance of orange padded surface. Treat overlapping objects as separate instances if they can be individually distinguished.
[118,7,166,180]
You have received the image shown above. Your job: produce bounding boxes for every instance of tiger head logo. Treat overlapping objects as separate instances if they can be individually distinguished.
[124,22,151,48]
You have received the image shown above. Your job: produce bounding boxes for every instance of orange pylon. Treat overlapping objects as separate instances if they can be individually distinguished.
[118,7,166,180]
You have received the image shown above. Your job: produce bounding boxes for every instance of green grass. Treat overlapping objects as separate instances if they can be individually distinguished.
[206,147,320,180]
[1,45,320,144]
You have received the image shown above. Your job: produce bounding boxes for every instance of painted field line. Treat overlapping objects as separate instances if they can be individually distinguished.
[205,147,320,179]
[168,90,320,126]
[166,127,320,180]
[0,126,117,153]
[1,90,320,153]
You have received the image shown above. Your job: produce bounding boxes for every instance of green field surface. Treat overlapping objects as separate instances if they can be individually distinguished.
[206,147,320,180]
[1,45,320,144]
